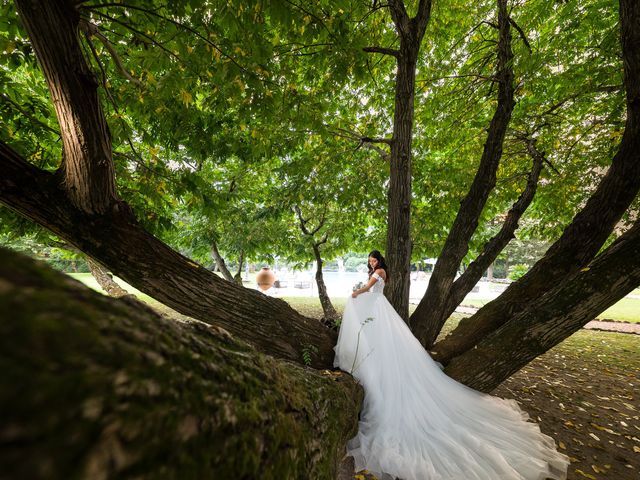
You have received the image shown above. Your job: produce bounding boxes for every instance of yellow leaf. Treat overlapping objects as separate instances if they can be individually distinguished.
[558,442,566,450]
[633,446,640,453]
[574,469,596,479]
[180,90,193,107]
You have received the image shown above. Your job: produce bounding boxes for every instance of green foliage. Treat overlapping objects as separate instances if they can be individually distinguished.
[0,0,629,273]
[508,263,529,281]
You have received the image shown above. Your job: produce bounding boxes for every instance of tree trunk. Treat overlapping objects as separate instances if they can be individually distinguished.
[384,0,433,321]
[312,243,340,324]
[86,256,129,297]
[410,0,516,347]
[234,250,245,286]
[14,0,117,214]
[0,247,362,479]
[0,142,337,369]
[444,218,640,392]
[210,240,234,282]
[433,0,640,363]
[385,48,417,322]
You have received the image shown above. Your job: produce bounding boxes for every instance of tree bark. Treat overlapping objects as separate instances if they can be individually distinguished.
[86,256,130,298]
[234,250,245,286]
[210,240,235,282]
[444,218,640,392]
[433,0,640,363]
[384,0,433,321]
[0,142,337,369]
[14,0,117,214]
[0,247,362,479]
[312,243,340,325]
[411,0,516,347]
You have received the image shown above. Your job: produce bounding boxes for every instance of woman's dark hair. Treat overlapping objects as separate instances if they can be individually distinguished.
[368,250,389,279]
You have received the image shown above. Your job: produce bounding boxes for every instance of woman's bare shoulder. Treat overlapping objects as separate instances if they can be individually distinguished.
[374,268,386,280]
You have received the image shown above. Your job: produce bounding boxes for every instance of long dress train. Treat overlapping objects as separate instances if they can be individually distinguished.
[333,274,568,480]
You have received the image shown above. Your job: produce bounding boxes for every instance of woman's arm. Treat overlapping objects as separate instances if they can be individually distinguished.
[351,269,385,298]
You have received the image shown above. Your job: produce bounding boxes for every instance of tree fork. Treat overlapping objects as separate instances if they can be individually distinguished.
[14,0,117,214]
[433,0,640,364]
[437,140,544,331]
[410,0,516,347]
[444,219,640,392]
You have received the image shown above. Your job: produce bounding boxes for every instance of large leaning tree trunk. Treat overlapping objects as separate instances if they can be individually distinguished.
[3,0,337,368]
[0,142,336,368]
[411,0,517,347]
[367,0,432,321]
[445,217,640,392]
[432,0,640,365]
[0,247,362,479]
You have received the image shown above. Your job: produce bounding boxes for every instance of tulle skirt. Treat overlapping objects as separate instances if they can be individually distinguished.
[333,292,568,480]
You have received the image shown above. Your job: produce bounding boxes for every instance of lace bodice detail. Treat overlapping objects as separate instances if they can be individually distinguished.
[369,272,385,294]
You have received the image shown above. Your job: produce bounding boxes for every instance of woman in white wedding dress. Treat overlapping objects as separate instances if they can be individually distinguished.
[334,251,568,480]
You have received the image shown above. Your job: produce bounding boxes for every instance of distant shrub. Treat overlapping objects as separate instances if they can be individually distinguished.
[508,263,529,281]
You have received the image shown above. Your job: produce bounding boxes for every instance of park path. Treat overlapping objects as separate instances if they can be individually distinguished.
[455,305,640,334]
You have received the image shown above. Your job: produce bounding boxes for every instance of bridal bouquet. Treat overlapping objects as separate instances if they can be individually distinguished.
[352,281,365,291]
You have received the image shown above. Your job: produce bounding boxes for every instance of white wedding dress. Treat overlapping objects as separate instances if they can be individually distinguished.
[334,273,568,480]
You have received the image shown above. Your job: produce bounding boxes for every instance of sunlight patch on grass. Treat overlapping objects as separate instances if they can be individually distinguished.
[460,296,640,324]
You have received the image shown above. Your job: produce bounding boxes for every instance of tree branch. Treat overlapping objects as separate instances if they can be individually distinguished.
[79,19,143,87]
[508,17,531,53]
[330,127,391,160]
[435,138,545,331]
[410,0,516,347]
[445,218,640,392]
[363,46,399,57]
[0,139,337,368]
[0,94,60,137]
[434,0,640,364]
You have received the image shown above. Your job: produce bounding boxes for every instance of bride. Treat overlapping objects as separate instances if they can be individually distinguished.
[333,250,568,480]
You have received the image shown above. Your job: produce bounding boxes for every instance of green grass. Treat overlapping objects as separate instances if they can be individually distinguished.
[66,272,158,304]
[461,296,640,324]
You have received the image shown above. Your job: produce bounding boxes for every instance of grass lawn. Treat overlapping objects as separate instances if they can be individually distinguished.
[462,296,640,324]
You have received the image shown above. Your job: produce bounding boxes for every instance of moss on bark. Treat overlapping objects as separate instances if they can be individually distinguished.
[0,248,362,479]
